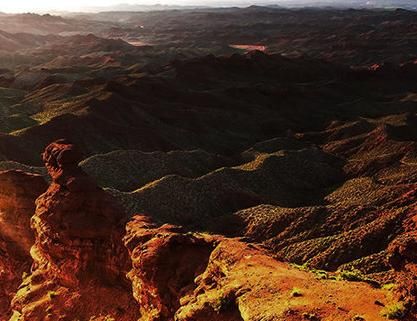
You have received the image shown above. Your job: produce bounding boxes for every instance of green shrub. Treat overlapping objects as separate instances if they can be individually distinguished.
[381,302,406,319]
[290,287,303,297]
[382,283,396,291]
[47,291,58,299]
[337,269,379,287]
[338,270,365,282]
[302,312,320,321]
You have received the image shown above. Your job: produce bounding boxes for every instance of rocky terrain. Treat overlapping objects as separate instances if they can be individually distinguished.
[1,140,409,321]
[0,6,416,321]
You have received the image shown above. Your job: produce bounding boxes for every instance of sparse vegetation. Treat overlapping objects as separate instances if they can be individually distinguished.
[290,287,303,297]
[382,283,396,291]
[291,263,336,280]
[338,270,366,282]
[381,302,406,319]
[337,269,379,287]
[47,291,58,299]
[302,312,321,321]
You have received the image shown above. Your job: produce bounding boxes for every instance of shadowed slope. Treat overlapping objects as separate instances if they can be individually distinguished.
[112,148,343,227]
[80,149,229,191]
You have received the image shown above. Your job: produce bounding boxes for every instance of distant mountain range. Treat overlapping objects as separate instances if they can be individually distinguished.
[1,0,415,14]
[77,0,416,12]
[79,4,208,12]
[275,0,417,9]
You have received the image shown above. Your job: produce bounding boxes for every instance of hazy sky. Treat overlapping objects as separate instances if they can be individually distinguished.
[1,0,289,12]
[0,0,156,12]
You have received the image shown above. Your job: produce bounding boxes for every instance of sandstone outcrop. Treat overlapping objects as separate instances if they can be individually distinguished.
[10,140,139,321]
[124,214,398,321]
[0,170,47,320]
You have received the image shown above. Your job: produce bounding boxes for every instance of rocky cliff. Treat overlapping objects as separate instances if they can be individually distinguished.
[124,215,399,321]
[0,170,46,319]
[10,140,139,321]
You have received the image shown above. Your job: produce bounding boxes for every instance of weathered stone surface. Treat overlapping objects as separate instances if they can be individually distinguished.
[0,170,46,320]
[10,140,139,321]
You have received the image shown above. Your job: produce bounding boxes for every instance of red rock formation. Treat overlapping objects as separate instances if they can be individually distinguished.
[124,215,217,321]
[124,214,398,321]
[387,231,417,313]
[0,170,46,320]
[10,139,139,321]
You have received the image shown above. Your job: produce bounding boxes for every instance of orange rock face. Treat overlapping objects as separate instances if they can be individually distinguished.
[124,215,218,321]
[0,170,47,320]
[10,140,139,321]
[124,215,398,321]
[387,230,417,311]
